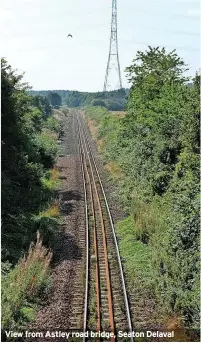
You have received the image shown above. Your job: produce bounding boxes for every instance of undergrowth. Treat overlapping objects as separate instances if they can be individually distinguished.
[1,232,52,339]
[116,216,153,292]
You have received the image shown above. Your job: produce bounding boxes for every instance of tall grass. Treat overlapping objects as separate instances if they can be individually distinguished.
[41,167,60,191]
[116,216,153,292]
[39,201,60,218]
[2,232,52,331]
[130,195,167,243]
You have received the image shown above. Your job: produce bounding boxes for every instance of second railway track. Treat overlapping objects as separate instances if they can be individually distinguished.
[76,112,133,342]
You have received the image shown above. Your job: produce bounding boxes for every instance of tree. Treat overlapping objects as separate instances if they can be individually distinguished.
[122,47,200,327]
[32,95,51,116]
[91,99,106,107]
[105,99,124,111]
[48,92,61,108]
[1,59,58,263]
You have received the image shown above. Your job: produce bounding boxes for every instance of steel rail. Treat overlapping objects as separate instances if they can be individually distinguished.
[80,127,101,335]
[79,114,134,342]
[78,117,116,341]
[75,115,89,342]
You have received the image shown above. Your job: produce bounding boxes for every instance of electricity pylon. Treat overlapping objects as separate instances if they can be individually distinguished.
[103,0,122,91]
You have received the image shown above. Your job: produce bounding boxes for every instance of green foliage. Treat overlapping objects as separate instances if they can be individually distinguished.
[31,95,51,117]
[117,217,153,291]
[20,306,36,321]
[1,59,63,336]
[123,49,199,328]
[44,116,60,132]
[91,99,106,107]
[34,133,58,168]
[85,106,109,123]
[1,58,60,264]
[29,88,128,111]
[48,92,62,108]
[104,99,124,111]
[41,170,60,191]
[84,47,200,330]
[1,232,52,336]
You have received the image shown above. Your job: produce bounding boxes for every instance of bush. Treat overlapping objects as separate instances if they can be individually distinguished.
[35,133,58,168]
[41,168,60,191]
[104,99,124,111]
[91,99,106,107]
[44,116,60,133]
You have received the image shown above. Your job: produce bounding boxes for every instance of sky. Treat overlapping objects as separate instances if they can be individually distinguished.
[1,0,200,91]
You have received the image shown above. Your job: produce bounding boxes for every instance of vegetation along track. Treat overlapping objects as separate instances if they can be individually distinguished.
[75,112,133,342]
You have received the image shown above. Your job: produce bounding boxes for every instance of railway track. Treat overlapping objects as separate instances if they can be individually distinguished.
[75,112,133,342]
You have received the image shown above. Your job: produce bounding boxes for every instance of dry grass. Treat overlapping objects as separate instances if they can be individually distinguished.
[41,130,58,140]
[87,119,98,138]
[130,196,165,243]
[97,138,106,153]
[133,201,157,235]
[41,167,60,190]
[105,160,124,179]
[19,231,52,295]
[48,131,58,139]
[50,167,60,181]
[166,316,189,342]
[41,201,60,218]
[52,109,65,122]
[60,107,69,116]
[2,232,52,329]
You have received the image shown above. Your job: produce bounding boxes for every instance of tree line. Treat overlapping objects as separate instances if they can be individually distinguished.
[29,88,129,111]
[84,47,200,336]
[1,59,62,335]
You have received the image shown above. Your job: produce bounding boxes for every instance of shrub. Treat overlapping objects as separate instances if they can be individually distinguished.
[44,116,60,133]
[35,133,58,168]
[41,168,60,191]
